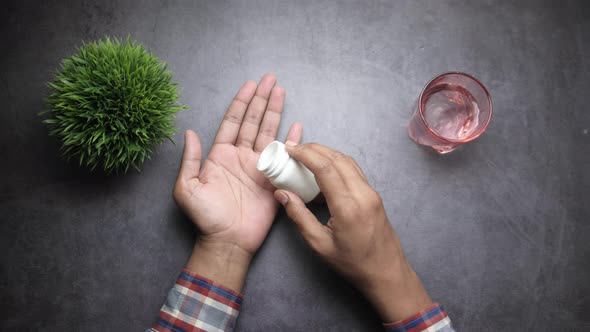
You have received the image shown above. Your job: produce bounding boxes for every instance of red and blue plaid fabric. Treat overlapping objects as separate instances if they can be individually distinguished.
[383,303,454,332]
[148,269,243,332]
[149,270,453,332]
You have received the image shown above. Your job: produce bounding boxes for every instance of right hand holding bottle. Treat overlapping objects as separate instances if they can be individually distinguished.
[274,143,433,323]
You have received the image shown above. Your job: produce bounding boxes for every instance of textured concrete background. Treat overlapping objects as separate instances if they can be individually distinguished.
[1,0,589,331]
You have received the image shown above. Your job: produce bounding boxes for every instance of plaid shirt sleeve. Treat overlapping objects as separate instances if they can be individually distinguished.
[147,269,243,332]
[383,303,455,332]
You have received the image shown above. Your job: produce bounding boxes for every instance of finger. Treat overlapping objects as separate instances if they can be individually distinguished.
[275,190,331,253]
[285,122,303,145]
[300,144,368,186]
[214,80,257,145]
[236,73,276,149]
[178,130,202,182]
[284,143,348,203]
[253,86,285,152]
[350,159,368,182]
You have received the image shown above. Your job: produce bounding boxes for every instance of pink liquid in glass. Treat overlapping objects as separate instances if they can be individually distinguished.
[408,72,492,153]
[422,84,480,141]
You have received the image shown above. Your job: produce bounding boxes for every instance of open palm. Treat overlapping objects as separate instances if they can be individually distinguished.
[174,74,302,254]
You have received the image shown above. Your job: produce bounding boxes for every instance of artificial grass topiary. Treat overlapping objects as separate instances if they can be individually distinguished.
[43,37,185,174]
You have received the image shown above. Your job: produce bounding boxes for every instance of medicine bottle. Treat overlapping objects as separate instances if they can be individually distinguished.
[257,141,320,203]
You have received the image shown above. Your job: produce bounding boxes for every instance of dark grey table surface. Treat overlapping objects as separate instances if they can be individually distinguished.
[1,1,589,331]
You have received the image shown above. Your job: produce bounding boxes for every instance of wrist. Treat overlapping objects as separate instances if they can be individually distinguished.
[185,239,253,293]
[361,259,433,323]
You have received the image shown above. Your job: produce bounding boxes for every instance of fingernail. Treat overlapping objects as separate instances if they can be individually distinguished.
[285,141,297,147]
[277,191,289,205]
[274,86,285,96]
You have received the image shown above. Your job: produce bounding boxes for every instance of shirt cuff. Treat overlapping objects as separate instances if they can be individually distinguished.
[383,303,454,332]
[151,269,244,332]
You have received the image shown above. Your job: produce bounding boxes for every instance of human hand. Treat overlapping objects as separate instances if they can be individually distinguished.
[173,74,301,290]
[274,143,432,322]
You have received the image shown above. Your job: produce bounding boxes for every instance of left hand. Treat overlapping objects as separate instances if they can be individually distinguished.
[173,74,301,289]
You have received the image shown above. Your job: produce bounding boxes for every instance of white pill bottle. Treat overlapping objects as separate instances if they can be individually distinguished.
[257,141,320,203]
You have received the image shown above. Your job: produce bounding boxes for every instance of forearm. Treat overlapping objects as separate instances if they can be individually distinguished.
[358,257,433,323]
[149,240,251,332]
[361,258,454,332]
[186,239,252,293]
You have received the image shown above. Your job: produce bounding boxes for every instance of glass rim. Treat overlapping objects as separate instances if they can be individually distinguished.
[418,71,493,144]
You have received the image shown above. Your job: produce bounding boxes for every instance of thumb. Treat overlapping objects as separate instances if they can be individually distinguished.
[275,190,331,252]
[178,130,202,182]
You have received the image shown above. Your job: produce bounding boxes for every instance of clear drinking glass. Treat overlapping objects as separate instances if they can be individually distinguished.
[408,72,493,154]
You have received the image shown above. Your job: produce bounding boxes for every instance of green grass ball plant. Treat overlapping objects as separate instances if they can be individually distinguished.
[43,37,185,173]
